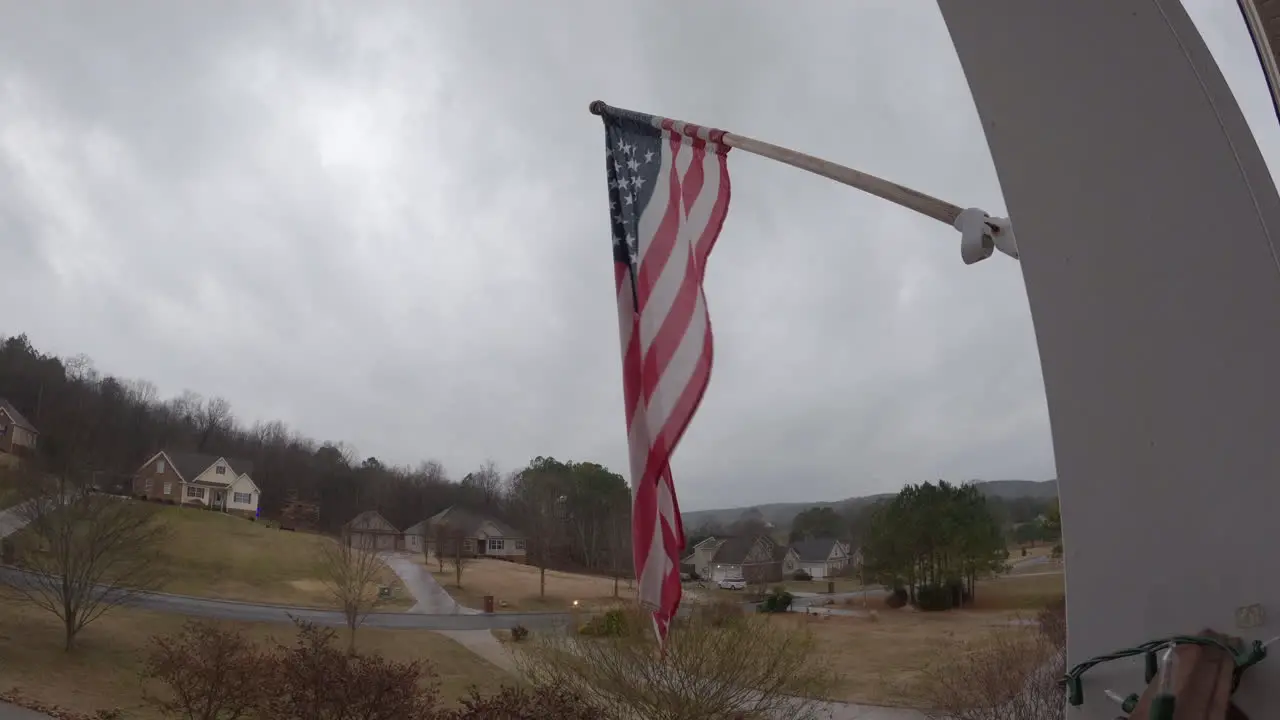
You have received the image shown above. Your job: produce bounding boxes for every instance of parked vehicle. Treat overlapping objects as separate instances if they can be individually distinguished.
[717,578,746,590]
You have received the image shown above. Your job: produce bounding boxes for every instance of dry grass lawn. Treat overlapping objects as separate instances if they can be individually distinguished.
[777,609,1035,707]
[970,571,1064,610]
[423,555,633,611]
[153,506,414,609]
[0,600,509,718]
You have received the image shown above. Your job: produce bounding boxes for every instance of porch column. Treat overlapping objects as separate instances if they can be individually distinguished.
[937,1,1280,716]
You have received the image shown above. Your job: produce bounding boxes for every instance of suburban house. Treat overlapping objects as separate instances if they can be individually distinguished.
[691,535,799,583]
[133,451,261,518]
[344,510,402,551]
[0,397,38,462]
[789,537,853,579]
[410,506,527,562]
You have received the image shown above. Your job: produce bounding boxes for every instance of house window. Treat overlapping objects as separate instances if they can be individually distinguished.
[163,482,172,496]
[488,538,504,551]
[463,539,475,551]
[186,486,206,499]
[515,539,526,551]
[233,492,252,504]
[215,466,226,475]
[156,459,165,473]
[144,478,153,493]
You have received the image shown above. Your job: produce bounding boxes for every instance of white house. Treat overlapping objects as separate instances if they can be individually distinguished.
[133,451,261,519]
[788,538,851,579]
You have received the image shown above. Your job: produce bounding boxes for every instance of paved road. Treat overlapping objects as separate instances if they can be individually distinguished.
[0,702,52,720]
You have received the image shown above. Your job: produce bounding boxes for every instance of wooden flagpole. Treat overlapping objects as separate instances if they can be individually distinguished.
[589,100,965,228]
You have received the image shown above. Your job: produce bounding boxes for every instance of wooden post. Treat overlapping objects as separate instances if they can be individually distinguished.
[1129,631,1250,720]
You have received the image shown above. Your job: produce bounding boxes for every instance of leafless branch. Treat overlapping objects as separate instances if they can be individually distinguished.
[520,606,837,720]
[3,472,171,650]
[318,532,389,652]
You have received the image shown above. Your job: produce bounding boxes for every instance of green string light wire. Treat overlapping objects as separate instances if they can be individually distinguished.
[1060,635,1268,708]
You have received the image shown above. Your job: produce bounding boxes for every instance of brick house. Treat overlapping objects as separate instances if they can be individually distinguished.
[133,451,261,518]
[0,397,38,461]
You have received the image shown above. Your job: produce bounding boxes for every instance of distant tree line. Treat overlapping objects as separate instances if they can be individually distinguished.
[861,480,1008,609]
[0,334,630,574]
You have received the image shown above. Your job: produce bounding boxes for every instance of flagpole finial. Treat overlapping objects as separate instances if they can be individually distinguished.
[589,100,608,116]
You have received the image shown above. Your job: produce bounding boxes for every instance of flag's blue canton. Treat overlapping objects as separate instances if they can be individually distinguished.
[603,112,664,281]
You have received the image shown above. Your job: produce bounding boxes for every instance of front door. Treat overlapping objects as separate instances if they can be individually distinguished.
[214,491,224,510]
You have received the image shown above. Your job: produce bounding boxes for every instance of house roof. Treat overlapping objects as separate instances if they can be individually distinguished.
[157,452,253,482]
[422,506,521,538]
[345,510,400,533]
[0,398,37,433]
[710,536,764,565]
[790,538,842,564]
[403,519,429,536]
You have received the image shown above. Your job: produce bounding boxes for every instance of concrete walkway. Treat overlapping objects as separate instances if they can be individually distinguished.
[383,553,518,672]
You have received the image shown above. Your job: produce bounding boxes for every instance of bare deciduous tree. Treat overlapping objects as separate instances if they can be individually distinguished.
[3,472,171,650]
[520,605,837,720]
[318,532,390,652]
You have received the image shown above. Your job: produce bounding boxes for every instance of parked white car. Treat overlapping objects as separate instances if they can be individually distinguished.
[717,578,746,590]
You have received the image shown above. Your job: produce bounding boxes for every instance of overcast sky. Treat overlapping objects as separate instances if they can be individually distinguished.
[1,1,1276,510]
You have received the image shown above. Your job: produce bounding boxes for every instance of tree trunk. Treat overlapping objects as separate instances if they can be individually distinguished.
[63,618,75,652]
[540,564,546,598]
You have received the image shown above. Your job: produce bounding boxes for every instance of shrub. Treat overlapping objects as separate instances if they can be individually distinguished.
[885,587,908,609]
[145,620,442,720]
[579,608,631,637]
[915,584,954,612]
[1036,597,1066,649]
[442,684,608,720]
[758,587,793,613]
[793,569,812,581]
[510,624,529,642]
[521,606,837,720]
[919,628,1065,720]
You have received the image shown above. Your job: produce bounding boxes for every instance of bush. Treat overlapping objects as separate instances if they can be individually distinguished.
[915,584,954,612]
[144,620,442,720]
[579,608,631,637]
[442,685,608,720]
[919,629,1065,720]
[1037,597,1066,649]
[793,569,812,581]
[758,587,793,613]
[510,624,529,642]
[521,605,838,719]
[885,587,908,609]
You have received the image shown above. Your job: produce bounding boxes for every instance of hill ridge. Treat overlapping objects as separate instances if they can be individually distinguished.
[682,478,1057,529]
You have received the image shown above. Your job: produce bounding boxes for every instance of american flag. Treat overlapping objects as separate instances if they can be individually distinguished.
[595,103,732,643]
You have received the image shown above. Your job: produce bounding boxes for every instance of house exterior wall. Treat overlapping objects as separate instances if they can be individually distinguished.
[227,474,259,518]
[938,3,1280,716]
[800,562,828,579]
[133,453,181,503]
[0,410,36,456]
[405,533,423,553]
[711,564,742,582]
[191,459,236,487]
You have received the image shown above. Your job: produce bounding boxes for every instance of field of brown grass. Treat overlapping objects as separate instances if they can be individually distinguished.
[776,609,1036,707]
[424,555,633,611]
[0,601,508,718]
[154,506,413,609]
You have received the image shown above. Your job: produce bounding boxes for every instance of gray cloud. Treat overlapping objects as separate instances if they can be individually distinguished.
[1,0,1274,510]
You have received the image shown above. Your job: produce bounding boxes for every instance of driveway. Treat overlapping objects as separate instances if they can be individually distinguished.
[383,553,517,672]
